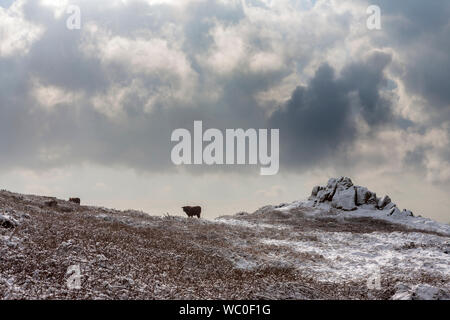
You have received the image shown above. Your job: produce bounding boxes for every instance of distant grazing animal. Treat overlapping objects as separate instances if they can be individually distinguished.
[69,198,81,205]
[182,206,201,218]
[45,200,58,207]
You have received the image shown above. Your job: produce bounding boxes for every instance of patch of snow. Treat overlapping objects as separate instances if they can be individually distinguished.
[392,283,450,300]
[272,199,450,236]
[232,257,259,270]
[339,207,450,236]
[274,201,304,212]
[0,235,21,248]
[260,230,450,283]
[331,186,357,211]
[215,218,289,230]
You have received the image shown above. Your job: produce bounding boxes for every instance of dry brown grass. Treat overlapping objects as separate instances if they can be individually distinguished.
[1,190,448,300]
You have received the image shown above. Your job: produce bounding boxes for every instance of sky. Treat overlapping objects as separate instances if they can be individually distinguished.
[0,0,449,222]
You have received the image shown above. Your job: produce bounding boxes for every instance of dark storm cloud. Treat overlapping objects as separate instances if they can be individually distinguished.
[28,24,107,94]
[368,0,450,113]
[0,0,286,173]
[268,51,395,169]
[371,0,450,41]
[340,52,393,125]
[368,0,450,179]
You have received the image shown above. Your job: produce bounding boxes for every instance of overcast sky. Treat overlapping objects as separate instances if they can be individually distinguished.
[0,0,449,222]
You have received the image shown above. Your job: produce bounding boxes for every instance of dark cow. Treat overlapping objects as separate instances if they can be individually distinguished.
[182,206,201,218]
[69,198,81,205]
[45,200,58,207]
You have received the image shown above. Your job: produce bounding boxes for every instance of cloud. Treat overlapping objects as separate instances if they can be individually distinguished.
[268,51,396,170]
[81,23,198,115]
[31,77,83,110]
[366,0,450,114]
[0,0,448,188]
[0,0,44,57]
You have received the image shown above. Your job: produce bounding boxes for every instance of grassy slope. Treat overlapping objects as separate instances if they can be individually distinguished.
[0,190,448,299]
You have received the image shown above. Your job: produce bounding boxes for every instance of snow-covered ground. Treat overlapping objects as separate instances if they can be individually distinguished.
[1,178,449,300]
[215,177,449,299]
[216,201,449,299]
[306,201,450,236]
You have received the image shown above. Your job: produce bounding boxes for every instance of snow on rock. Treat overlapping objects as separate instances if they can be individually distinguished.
[384,202,397,211]
[331,186,357,211]
[342,207,450,236]
[392,283,450,300]
[355,186,377,207]
[299,177,449,235]
[377,195,392,210]
[402,209,414,217]
[388,207,402,217]
[310,177,384,211]
[314,177,340,202]
[310,178,402,217]
[311,177,360,211]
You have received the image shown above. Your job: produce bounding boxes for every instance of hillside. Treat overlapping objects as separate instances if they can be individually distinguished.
[1,177,449,300]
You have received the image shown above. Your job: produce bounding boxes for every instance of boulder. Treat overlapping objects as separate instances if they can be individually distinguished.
[389,207,414,218]
[388,207,402,216]
[310,177,354,203]
[384,202,397,211]
[402,209,414,217]
[377,195,391,209]
[355,186,373,205]
[337,176,354,189]
[331,186,357,211]
[327,177,338,187]
[316,189,329,202]
[310,186,322,198]
[316,179,338,202]
[366,192,378,205]
[308,177,414,216]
